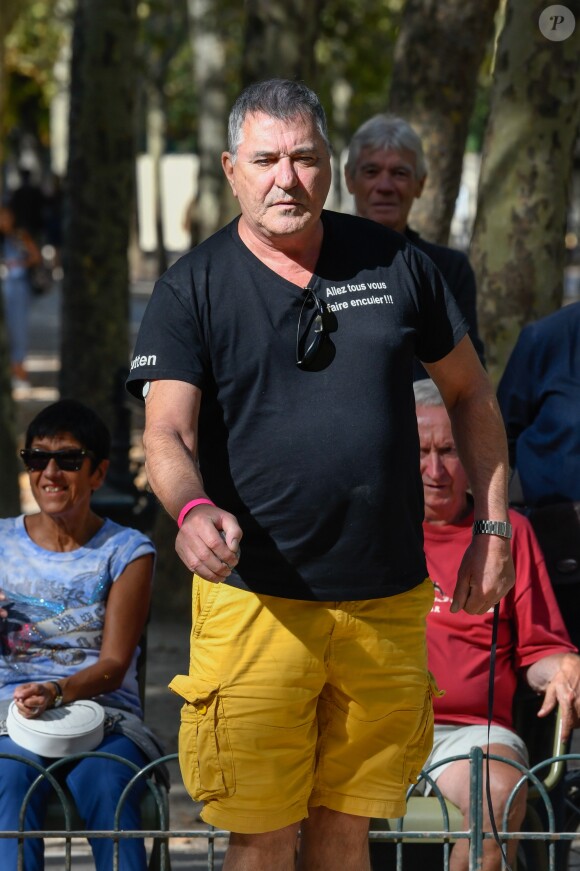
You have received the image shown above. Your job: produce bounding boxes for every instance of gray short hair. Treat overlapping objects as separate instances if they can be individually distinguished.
[413,379,444,407]
[346,114,427,180]
[227,79,331,161]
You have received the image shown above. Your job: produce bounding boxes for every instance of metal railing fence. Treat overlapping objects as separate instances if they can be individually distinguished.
[0,748,579,870]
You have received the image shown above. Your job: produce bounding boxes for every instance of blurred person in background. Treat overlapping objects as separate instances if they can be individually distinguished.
[9,167,45,243]
[0,202,42,391]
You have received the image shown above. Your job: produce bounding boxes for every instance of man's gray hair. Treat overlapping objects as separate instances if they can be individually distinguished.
[345,114,427,180]
[413,379,445,407]
[227,79,331,161]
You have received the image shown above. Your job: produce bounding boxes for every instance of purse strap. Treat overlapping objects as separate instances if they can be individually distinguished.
[486,603,513,869]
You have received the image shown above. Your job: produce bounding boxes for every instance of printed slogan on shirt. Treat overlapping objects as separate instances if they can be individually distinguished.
[325,282,394,312]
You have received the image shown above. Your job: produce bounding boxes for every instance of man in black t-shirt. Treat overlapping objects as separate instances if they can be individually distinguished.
[345,113,486,377]
[127,79,514,871]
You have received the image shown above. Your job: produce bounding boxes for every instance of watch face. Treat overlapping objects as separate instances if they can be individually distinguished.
[142,381,151,398]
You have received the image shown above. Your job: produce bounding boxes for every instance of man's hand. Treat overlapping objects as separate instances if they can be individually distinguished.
[451,534,515,614]
[536,654,580,742]
[176,503,242,583]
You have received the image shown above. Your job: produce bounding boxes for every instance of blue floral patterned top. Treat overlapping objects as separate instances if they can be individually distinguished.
[0,516,155,716]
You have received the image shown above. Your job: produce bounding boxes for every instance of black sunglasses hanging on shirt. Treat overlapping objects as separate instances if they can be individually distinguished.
[296,287,336,372]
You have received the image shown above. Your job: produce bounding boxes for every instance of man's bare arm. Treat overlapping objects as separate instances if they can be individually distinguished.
[425,336,515,615]
[143,379,242,581]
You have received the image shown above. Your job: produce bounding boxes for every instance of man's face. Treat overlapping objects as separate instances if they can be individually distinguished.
[417,404,470,525]
[222,111,331,243]
[345,147,425,233]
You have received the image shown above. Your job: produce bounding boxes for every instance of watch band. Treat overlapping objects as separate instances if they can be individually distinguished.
[48,680,64,708]
[472,519,513,540]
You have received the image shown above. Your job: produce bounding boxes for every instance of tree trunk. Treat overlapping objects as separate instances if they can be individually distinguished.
[330,78,353,212]
[60,0,137,432]
[0,320,20,516]
[187,0,230,242]
[470,0,580,384]
[0,0,27,200]
[146,84,168,275]
[388,0,499,244]
[241,0,324,88]
[0,0,27,513]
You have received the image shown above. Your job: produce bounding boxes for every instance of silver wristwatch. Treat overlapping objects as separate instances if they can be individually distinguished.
[48,680,64,708]
[472,519,513,540]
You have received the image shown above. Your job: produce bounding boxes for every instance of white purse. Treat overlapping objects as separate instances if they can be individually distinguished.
[6,700,105,757]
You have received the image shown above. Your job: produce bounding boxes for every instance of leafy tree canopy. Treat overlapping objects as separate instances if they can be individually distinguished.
[316,0,403,137]
[4,0,72,148]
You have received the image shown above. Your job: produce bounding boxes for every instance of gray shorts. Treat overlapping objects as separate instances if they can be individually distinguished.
[417,723,529,794]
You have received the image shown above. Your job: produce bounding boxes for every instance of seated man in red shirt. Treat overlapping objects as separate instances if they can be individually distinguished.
[415,378,580,871]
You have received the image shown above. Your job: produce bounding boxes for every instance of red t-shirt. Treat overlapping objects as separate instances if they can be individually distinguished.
[424,509,576,729]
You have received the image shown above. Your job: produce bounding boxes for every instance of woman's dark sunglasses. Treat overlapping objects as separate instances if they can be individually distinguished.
[20,448,96,472]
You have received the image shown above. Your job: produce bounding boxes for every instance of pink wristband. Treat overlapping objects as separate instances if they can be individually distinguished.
[177,498,215,528]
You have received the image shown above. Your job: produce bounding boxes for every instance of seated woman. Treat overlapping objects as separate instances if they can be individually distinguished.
[0,399,161,871]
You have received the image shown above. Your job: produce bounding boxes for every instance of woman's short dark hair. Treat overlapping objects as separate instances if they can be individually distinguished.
[25,399,111,465]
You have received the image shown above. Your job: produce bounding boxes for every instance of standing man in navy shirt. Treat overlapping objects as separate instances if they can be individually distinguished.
[127,79,513,871]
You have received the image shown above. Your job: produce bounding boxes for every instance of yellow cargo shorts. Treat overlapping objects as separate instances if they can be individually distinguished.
[169,575,436,834]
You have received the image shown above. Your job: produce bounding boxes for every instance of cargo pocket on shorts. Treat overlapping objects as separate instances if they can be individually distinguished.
[169,673,235,801]
[405,672,444,785]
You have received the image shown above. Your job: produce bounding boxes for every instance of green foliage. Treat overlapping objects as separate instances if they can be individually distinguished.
[1,0,429,160]
[135,0,405,153]
[137,0,188,89]
[135,0,194,151]
[2,0,502,162]
[316,0,405,138]
[135,0,243,154]
[3,0,73,153]
[5,1,72,95]
[466,84,492,154]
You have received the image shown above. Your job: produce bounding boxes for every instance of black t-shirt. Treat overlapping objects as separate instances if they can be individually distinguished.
[127,210,467,601]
